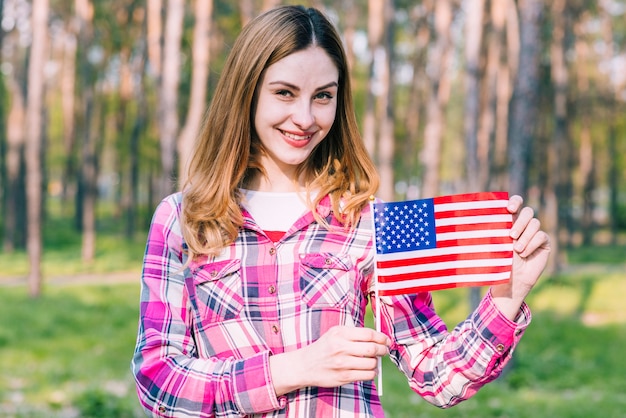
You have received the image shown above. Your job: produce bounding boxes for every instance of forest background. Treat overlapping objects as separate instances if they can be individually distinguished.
[0,0,625,416]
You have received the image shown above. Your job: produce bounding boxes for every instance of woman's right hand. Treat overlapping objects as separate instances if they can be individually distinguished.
[269,325,391,396]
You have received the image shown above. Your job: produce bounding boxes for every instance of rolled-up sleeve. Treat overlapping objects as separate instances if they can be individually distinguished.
[375,288,530,409]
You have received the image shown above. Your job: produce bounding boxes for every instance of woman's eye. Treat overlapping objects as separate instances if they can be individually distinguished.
[276,89,292,97]
[315,92,333,101]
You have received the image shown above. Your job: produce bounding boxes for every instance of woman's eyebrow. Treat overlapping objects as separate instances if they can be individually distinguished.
[268,80,338,91]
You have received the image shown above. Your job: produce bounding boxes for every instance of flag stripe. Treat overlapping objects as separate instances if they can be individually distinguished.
[435,207,510,220]
[433,191,509,205]
[377,250,513,269]
[378,275,511,296]
[378,265,512,284]
[376,243,514,261]
[378,257,513,278]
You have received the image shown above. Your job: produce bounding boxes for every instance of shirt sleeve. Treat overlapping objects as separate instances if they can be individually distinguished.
[130,196,285,417]
[374,288,530,408]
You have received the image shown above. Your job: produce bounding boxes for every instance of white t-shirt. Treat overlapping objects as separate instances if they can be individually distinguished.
[240,189,309,232]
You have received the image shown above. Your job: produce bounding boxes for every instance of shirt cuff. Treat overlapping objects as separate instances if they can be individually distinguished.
[472,290,532,356]
[232,350,287,414]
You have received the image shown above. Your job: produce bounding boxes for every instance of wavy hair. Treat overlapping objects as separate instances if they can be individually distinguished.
[182,5,379,259]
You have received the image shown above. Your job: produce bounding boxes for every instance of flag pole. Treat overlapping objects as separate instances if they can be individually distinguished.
[369,195,383,396]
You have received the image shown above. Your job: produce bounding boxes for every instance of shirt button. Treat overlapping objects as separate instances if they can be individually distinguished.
[495,343,505,352]
[269,247,276,255]
[271,325,280,334]
[515,329,522,337]
[210,270,217,277]
[324,258,332,265]
[158,405,166,413]
[268,285,276,294]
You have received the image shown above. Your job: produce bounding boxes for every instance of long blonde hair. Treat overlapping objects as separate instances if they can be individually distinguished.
[182,5,379,259]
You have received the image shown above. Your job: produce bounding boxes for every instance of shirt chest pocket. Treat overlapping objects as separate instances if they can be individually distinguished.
[190,259,243,323]
[299,253,354,309]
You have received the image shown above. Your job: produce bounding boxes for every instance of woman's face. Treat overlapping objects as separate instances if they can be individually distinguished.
[253,46,339,185]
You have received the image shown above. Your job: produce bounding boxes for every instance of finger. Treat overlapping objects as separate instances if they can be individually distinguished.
[513,217,541,253]
[507,195,524,214]
[510,206,535,240]
[357,341,389,358]
[518,229,551,258]
[346,327,391,347]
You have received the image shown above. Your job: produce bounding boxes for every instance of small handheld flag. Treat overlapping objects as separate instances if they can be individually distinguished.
[372,192,513,296]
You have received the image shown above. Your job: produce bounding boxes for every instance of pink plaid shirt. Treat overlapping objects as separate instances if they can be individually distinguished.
[132,192,530,417]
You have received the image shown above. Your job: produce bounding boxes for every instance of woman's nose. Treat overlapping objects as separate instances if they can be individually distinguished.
[291,99,314,129]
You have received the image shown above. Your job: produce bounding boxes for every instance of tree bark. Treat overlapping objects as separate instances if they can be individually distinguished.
[507,0,541,196]
[75,0,97,262]
[178,0,213,186]
[463,0,485,194]
[25,0,49,297]
[421,0,453,198]
[4,78,26,252]
[157,0,184,196]
[376,0,395,202]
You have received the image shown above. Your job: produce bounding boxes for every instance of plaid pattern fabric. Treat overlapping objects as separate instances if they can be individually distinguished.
[131,192,531,417]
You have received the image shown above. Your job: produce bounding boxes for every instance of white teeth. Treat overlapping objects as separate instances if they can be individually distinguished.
[282,131,311,141]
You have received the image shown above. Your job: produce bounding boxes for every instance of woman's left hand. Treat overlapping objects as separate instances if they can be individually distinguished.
[491,194,551,320]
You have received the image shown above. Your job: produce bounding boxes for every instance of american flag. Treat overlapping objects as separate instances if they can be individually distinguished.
[372,192,513,296]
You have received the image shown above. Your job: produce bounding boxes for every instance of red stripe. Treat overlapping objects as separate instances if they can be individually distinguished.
[435,206,509,219]
[435,221,511,234]
[378,277,510,296]
[378,264,512,283]
[377,251,513,269]
[433,191,509,205]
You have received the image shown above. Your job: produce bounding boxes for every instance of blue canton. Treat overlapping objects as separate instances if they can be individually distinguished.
[372,199,437,255]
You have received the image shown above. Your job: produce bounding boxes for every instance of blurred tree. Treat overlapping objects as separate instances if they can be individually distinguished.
[420,0,454,198]
[177,0,213,186]
[25,0,49,297]
[507,0,542,199]
[157,0,184,197]
[74,0,98,262]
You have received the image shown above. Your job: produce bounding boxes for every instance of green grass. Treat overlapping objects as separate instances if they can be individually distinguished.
[0,284,144,417]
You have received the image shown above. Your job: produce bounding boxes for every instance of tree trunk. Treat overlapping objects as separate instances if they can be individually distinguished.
[178,0,213,186]
[507,0,541,196]
[574,13,595,246]
[546,0,570,271]
[147,0,163,78]
[600,2,619,244]
[75,0,97,262]
[376,0,395,202]
[25,0,49,298]
[362,0,385,159]
[60,27,77,206]
[157,0,184,197]
[421,0,453,198]
[4,78,26,252]
[463,0,485,194]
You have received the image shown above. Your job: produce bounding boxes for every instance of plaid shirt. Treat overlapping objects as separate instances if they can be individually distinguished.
[132,192,530,417]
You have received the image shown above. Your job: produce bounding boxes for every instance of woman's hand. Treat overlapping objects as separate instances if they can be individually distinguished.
[491,194,551,320]
[269,325,390,396]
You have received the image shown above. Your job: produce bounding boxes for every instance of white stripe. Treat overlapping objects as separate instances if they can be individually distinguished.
[377,243,514,262]
[378,257,513,276]
[435,214,512,226]
[436,228,511,241]
[434,199,508,212]
[378,271,511,291]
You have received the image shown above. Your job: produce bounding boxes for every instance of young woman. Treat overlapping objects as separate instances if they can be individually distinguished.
[131,5,551,417]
